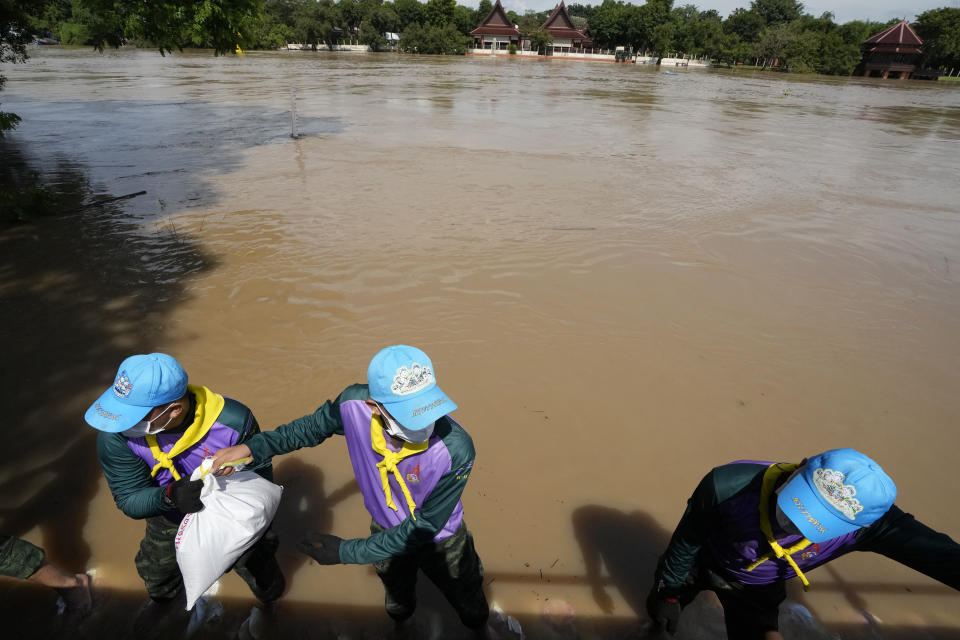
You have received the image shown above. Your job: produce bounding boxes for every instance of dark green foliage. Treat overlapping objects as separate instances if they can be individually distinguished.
[527,27,553,54]
[398,20,467,54]
[6,0,957,72]
[423,0,454,27]
[914,8,960,70]
[751,0,803,27]
[474,0,492,26]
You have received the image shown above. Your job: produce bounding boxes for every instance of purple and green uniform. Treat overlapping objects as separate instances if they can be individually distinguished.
[244,384,476,565]
[97,395,273,520]
[657,460,960,637]
[96,392,283,602]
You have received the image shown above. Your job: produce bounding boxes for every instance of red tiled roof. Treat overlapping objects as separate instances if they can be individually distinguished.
[865,20,922,46]
[541,1,589,41]
[470,0,520,37]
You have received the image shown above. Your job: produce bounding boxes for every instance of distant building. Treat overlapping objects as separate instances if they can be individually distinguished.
[856,20,923,79]
[470,0,521,51]
[541,1,593,54]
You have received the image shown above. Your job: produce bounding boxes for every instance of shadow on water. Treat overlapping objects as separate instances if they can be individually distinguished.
[0,136,217,582]
[5,98,345,219]
[270,459,362,594]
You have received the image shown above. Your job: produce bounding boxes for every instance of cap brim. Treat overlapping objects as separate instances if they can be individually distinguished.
[777,473,860,543]
[379,386,457,431]
[84,388,152,433]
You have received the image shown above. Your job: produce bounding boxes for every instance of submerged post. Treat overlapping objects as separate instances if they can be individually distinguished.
[290,86,300,139]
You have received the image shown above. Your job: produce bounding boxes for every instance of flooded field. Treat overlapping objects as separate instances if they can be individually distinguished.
[1,47,959,639]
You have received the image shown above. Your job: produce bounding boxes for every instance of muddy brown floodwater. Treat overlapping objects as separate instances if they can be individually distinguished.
[1,47,960,639]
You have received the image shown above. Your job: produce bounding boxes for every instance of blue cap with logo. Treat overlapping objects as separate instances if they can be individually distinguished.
[777,448,897,543]
[367,345,457,431]
[84,353,188,432]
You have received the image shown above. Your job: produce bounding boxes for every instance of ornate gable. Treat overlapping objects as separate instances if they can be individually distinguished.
[470,0,521,36]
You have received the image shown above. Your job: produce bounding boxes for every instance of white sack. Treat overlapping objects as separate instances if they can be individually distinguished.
[174,464,283,610]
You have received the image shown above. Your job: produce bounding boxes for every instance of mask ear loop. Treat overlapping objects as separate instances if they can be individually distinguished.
[144,402,176,434]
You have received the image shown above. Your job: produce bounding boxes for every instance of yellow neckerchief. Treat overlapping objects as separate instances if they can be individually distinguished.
[744,462,813,591]
[145,384,225,482]
[370,413,427,521]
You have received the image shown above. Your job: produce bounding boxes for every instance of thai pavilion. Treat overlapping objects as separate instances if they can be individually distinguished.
[541,1,593,53]
[856,20,924,79]
[470,0,521,51]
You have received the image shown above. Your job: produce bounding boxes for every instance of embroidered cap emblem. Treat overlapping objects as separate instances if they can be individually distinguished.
[813,468,863,520]
[390,363,434,396]
[113,373,133,398]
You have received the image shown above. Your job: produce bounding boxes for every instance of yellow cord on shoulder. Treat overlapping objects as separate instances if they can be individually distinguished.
[744,462,813,591]
[370,414,427,520]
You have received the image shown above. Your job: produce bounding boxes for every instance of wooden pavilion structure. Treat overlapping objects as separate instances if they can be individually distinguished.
[470,0,521,51]
[541,1,593,53]
[857,20,923,79]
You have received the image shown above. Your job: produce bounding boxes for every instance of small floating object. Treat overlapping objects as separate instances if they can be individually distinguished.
[662,71,679,75]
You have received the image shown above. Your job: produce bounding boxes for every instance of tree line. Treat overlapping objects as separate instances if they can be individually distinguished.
[10,1,960,72]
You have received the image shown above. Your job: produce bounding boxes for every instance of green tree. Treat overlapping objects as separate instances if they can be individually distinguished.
[914,8,960,70]
[340,0,363,38]
[724,7,764,43]
[398,19,467,53]
[516,9,546,34]
[816,31,860,75]
[837,20,889,47]
[452,4,474,35]
[650,20,675,56]
[475,0,492,25]
[756,21,793,67]
[781,26,819,72]
[527,27,553,53]
[370,3,399,33]
[293,0,338,49]
[588,0,626,49]
[566,3,595,22]
[424,0,454,26]
[393,0,423,30]
[361,20,388,49]
[751,0,803,26]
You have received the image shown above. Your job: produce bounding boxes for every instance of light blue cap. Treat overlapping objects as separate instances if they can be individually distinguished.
[367,345,457,430]
[84,353,188,432]
[777,448,897,543]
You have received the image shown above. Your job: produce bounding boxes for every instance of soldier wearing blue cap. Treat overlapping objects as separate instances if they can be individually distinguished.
[211,345,491,632]
[647,449,960,639]
[85,353,285,608]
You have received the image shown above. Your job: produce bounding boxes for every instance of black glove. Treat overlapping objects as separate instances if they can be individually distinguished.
[297,531,343,565]
[646,588,682,636]
[164,477,204,513]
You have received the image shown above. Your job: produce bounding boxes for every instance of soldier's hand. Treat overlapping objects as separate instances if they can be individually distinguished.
[646,588,682,636]
[210,444,252,477]
[297,531,343,565]
[164,477,204,513]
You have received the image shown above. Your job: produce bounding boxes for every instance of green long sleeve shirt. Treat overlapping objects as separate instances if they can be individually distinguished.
[244,384,475,565]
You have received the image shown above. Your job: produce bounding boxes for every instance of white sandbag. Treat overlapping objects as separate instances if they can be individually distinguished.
[174,462,283,610]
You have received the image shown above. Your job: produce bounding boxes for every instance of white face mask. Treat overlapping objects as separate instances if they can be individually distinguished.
[377,403,435,443]
[122,403,175,438]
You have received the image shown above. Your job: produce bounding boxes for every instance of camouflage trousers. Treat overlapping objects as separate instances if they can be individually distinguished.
[135,516,285,602]
[0,534,45,580]
[371,521,489,630]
